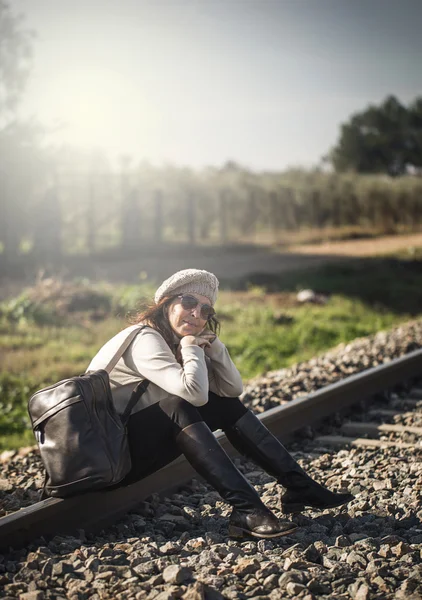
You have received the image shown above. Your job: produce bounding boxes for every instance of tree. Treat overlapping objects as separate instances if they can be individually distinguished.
[328,95,422,176]
[408,97,422,172]
[0,0,33,124]
[0,2,46,263]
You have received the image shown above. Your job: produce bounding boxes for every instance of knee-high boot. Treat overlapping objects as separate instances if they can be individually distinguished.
[224,410,353,514]
[176,421,298,539]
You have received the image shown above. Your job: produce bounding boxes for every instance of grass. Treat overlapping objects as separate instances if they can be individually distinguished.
[219,295,405,377]
[234,255,422,316]
[1,250,422,451]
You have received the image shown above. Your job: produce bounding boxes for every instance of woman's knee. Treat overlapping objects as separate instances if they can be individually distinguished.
[158,396,202,431]
[199,393,248,430]
[220,397,248,428]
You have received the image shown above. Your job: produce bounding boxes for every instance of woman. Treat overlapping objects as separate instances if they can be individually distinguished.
[88,269,352,539]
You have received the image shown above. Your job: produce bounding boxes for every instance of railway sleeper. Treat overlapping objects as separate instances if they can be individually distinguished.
[314,435,421,450]
[341,421,422,437]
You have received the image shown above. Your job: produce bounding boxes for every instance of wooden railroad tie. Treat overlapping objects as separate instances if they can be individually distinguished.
[367,408,417,418]
[315,418,422,450]
[314,435,420,450]
[341,422,422,436]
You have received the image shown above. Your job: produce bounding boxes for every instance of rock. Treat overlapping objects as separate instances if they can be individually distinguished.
[278,571,306,589]
[303,543,321,563]
[154,592,178,600]
[355,583,371,600]
[335,535,351,547]
[160,542,182,555]
[183,538,207,553]
[297,289,316,303]
[393,542,411,557]
[372,576,391,594]
[162,565,193,585]
[159,514,191,527]
[52,562,75,577]
[345,551,367,569]
[262,574,279,589]
[233,558,261,576]
[378,544,393,558]
[19,592,45,600]
[307,578,331,595]
[286,582,307,596]
[182,582,205,600]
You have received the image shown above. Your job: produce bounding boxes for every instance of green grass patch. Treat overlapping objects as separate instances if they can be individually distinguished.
[220,296,404,378]
[236,255,422,315]
[1,253,422,450]
[0,373,38,450]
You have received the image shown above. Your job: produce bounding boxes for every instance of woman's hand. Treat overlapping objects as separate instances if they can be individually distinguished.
[199,330,217,345]
[180,334,215,349]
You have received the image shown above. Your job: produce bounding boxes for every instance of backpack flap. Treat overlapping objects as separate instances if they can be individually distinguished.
[29,379,81,429]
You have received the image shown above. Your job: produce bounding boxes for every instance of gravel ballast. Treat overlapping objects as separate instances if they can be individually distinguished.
[1,319,422,599]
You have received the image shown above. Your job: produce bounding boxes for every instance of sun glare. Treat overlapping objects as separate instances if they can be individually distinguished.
[40,67,158,151]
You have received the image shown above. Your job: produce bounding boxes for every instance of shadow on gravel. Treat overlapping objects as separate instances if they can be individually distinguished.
[292,510,422,543]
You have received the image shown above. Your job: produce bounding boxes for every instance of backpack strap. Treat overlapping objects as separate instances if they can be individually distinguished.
[92,324,150,423]
[103,325,147,373]
[121,378,150,425]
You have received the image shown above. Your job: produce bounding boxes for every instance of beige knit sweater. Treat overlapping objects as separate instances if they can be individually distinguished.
[87,325,243,416]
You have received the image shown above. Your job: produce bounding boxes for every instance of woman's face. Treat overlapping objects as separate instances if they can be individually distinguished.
[167,293,211,338]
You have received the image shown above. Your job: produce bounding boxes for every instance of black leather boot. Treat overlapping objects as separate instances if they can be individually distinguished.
[225,410,353,514]
[176,421,298,539]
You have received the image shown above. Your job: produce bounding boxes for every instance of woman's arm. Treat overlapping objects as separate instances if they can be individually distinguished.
[204,337,244,397]
[125,328,210,406]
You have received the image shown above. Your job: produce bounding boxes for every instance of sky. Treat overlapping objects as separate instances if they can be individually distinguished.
[13,0,422,171]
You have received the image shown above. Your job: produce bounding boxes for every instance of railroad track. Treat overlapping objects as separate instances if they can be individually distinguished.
[1,348,422,554]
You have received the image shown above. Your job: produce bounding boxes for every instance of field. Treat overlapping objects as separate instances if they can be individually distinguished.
[1,233,422,451]
[288,231,422,257]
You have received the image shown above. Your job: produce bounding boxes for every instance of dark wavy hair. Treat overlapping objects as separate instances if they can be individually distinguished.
[130,296,221,351]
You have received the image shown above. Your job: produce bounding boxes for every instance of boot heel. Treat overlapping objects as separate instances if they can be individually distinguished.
[228,524,245,539]
[281,503,305,514]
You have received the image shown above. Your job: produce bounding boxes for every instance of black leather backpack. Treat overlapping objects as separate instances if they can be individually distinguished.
[28,325,148,498]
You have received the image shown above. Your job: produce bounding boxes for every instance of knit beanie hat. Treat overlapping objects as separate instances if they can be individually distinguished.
[154,268,219,305]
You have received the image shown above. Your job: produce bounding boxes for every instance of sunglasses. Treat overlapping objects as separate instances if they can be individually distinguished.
[177,294,215,320]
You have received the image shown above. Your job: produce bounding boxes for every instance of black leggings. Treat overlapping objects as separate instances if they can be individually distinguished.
[122,392,248,485]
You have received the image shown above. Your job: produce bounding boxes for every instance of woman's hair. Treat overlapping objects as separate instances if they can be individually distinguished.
[130,296,221,350]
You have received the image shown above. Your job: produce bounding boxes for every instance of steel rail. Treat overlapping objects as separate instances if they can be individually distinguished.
[1,347,422,552]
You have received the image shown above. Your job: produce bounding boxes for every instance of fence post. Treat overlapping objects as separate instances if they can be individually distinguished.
[33,186,62,261]
[309,189,321,229]
[246,189,258,241]
[154,190,163,243]
[186,191,196,245]
[121,188,141,250]
[1,176,21,266]
[219,189,228,244]
[87,179,96,255]
[269,190,279,243]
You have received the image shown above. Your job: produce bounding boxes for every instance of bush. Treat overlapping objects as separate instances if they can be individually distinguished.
[0,277,115,326]
[0,373,37,436]
[0,293,59,326]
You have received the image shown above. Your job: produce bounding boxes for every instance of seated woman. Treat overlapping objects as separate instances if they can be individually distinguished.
[88,269,352,539]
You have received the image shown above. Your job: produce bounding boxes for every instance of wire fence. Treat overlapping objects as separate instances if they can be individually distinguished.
[1,168,422,264]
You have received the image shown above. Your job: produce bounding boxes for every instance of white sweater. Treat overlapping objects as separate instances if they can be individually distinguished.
[87,325,243,416]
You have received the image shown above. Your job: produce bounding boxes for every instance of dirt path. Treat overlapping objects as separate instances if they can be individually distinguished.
[63,233,422,283]
[113,233,422,283]
[67,249,340,283]
[1,234,422,291]
[288,232,422,257]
